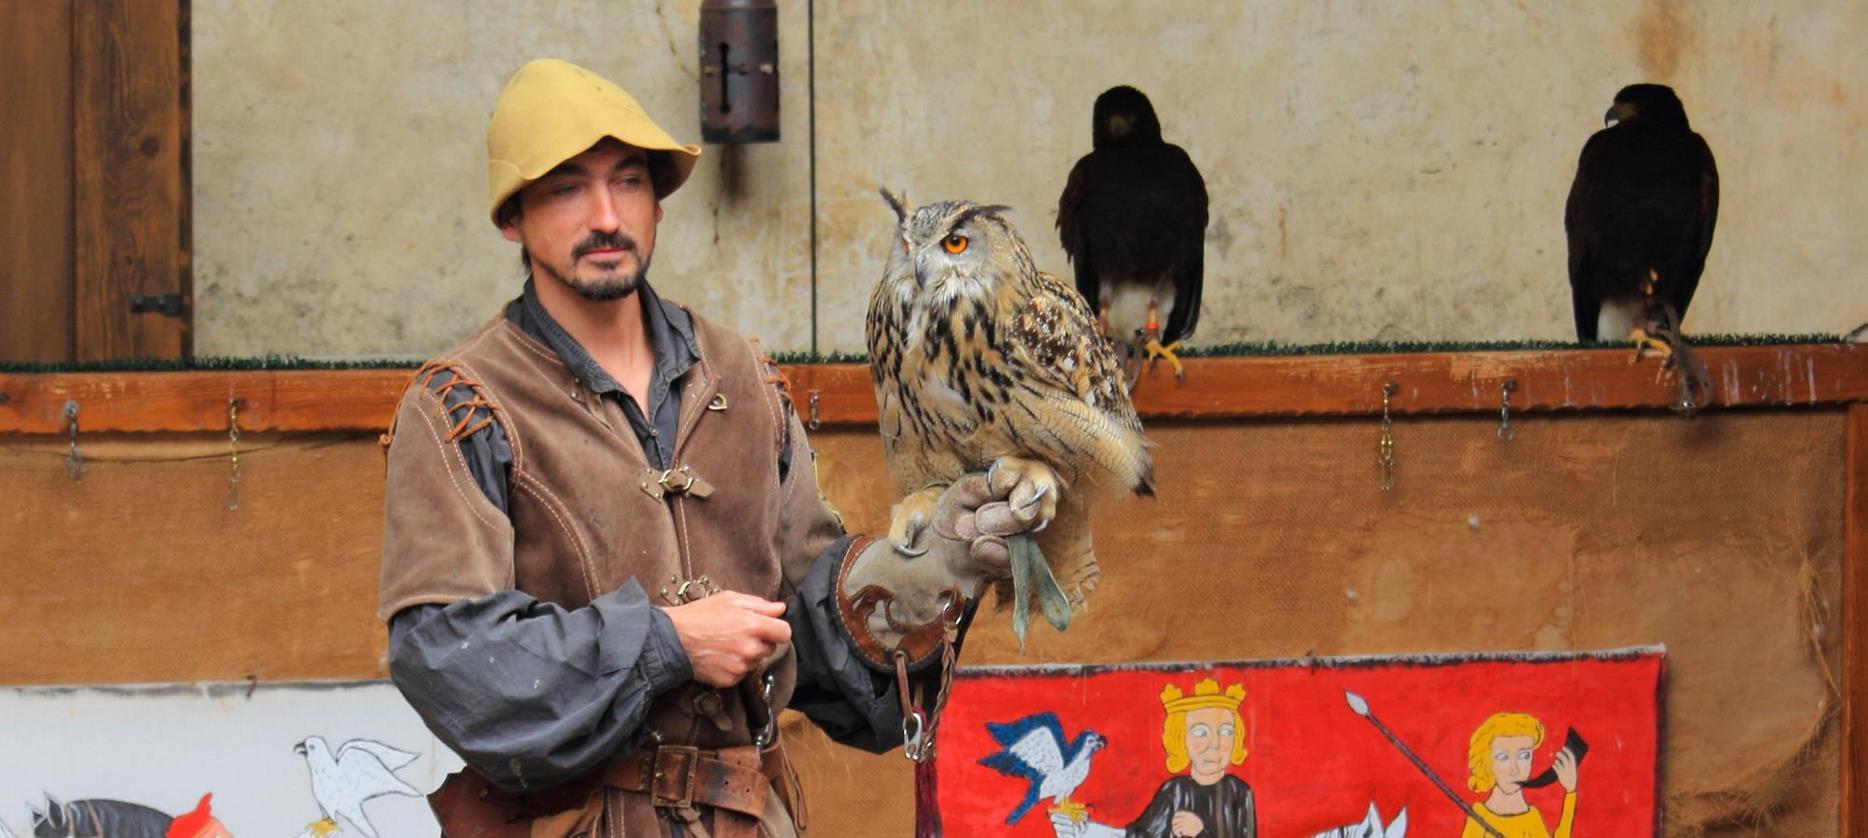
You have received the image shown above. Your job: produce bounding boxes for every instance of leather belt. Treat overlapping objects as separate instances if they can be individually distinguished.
[603,744,768,819]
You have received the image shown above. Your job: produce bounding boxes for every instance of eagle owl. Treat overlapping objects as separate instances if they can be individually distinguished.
[867,191,1153,642]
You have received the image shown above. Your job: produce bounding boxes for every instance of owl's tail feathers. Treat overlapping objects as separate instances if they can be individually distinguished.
[1021,395,1154,499]
[1110,428,1155,497]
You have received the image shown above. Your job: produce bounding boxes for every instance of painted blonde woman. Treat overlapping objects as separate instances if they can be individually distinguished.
[1461,712,1578,838]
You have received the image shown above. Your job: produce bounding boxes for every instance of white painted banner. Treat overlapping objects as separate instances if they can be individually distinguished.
[0,680,460,837]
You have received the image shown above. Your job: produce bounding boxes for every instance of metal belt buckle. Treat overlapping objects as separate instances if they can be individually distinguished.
[650,745,701,809]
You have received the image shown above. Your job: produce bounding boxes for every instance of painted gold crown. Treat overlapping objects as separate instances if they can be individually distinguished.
[1160,677,1246,713]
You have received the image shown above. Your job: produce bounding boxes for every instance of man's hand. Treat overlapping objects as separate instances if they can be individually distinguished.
[661,592,790,688]
[1048,811,1085,838]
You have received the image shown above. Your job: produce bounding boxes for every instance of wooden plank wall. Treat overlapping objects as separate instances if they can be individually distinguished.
[1847,404,1868,838]
[0,2,75,363]
[72,0,191,361]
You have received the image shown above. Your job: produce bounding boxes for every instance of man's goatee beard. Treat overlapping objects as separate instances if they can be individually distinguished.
[569,266,648,302]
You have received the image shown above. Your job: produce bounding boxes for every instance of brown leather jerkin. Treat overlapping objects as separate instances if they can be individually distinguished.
[381,307,845,837]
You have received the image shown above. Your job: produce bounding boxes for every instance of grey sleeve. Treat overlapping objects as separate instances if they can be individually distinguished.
[387,578,692,793]
[784,537,914,754]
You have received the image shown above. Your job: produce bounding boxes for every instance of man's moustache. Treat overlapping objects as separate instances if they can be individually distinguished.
[573,235,638,260]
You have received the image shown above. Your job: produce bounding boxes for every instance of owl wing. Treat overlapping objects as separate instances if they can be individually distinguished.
[997,272,1151,491]
[1007,271,1139,429]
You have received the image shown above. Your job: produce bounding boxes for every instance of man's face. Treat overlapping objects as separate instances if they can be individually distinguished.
[1489,734,1537,792]
[502,139,663,301]
[1183,707,1236,785]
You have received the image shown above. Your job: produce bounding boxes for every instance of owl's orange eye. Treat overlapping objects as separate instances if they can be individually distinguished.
[942,234,969,254]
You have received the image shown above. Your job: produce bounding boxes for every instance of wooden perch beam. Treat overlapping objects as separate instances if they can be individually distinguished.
[0,343,1864,435]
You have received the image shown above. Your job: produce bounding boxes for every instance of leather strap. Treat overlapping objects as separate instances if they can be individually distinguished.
[834,535,961,672]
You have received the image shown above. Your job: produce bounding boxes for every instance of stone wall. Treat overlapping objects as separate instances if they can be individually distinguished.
[192,1,1868,357]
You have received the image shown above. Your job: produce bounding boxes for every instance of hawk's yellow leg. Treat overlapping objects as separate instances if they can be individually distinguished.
[1628,327,1677,384]
[1139,301,1185,382]
[1142,338,1185,381]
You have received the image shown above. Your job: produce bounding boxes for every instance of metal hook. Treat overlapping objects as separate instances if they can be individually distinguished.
[63,400,84,481]
[1377,381,1397,491]
[226,399,242,510]
[754,673,778,748]
[1497,379,1517,443]
[901,707,928,762]
[807,390,822,430]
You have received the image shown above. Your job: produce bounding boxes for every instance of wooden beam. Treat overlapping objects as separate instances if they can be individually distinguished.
[1847,404,1868,838]
[1,344,1865,434]
[0,368,412,436]
[0,1,74,363]
[72,0,191,361]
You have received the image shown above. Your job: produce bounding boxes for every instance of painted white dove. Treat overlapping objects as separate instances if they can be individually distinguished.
[293,735,420,838]
[1310,802,1408,838]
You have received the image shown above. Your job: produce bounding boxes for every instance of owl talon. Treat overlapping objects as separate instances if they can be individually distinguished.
[1017,482,1050,510]
[887,488,944,558]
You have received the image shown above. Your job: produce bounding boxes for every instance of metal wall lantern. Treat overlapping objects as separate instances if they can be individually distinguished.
[699,0,781,143]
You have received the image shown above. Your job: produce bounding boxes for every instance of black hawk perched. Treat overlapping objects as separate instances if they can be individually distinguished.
[1565,83,1718,409]
[1057,85,1208,385]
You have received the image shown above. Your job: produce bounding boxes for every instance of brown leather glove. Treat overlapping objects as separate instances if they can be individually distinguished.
[835,456,1059,671]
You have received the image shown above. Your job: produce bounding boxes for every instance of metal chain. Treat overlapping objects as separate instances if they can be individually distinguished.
[1497,379,1517,443]
[226,399,242,510]
[1377,381,1397,491]
[63,400,84,481]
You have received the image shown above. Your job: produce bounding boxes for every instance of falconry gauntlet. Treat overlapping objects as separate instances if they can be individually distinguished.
[835,460,1058,672]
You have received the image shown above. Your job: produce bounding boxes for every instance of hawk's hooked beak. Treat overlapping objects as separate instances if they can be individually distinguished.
[1604,102,1635,127]
[293,741,308,756]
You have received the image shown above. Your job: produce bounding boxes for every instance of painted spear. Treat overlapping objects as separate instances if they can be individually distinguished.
[1344,690,1507,838]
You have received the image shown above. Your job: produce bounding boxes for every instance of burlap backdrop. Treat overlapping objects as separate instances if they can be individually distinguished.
[0,409,1844,835]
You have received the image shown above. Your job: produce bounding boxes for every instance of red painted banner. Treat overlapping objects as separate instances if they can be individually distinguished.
[935,647,1662,837]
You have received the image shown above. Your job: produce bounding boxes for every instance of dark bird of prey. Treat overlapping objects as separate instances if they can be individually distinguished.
[1565,83,1718,410]
[870,192,1154,648]
[979,711,1107,826]
[1057,85,1208,385]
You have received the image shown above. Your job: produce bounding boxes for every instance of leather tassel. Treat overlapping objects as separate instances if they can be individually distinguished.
[914,754,941,838]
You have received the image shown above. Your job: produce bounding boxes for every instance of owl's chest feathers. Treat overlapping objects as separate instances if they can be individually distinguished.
[888,297,1022,451]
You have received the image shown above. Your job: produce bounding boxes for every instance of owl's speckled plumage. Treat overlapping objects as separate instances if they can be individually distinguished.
[867,191,1153,601]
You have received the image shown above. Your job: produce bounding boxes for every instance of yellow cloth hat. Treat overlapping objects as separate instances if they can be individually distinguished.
[486,58,702,226]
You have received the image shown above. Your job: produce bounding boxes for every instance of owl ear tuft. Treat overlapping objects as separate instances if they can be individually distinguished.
[879,188,908,223]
